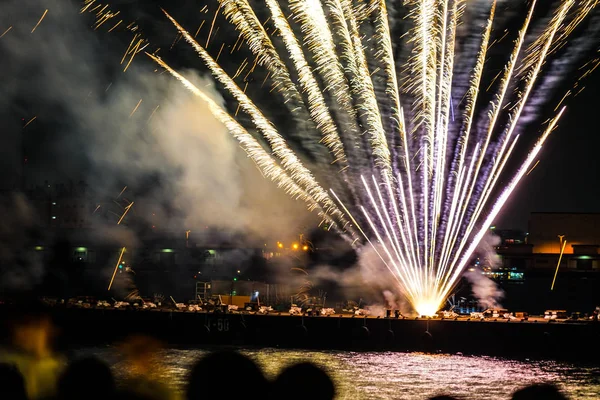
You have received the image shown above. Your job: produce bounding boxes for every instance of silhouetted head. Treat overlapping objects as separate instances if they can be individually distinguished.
[271,362,335,400]
[512,383,568,400]
[187,351,267,400]
[58,356,115,400]
[117,388,161,400]
[0,363,27,400]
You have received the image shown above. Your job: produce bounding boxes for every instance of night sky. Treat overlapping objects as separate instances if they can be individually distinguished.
[1,0,598,233]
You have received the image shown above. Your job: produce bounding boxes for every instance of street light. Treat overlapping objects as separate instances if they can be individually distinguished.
[292,243,299,250]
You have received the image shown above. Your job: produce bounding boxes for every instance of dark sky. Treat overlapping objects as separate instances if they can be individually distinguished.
[0,0,598,232]
[496,69,600,230]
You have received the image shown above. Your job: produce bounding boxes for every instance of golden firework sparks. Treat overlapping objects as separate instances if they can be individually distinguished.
[151,0,597,316]
[22,116,37,129]
[129,99,143,117]
[117,201,134,225]
[206,5,219,48]
[0,26,12,39]
[117,186,127,199]
[31,9,48,33]
[108,247,126,291]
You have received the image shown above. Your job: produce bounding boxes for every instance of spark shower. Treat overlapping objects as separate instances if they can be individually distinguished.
[147,0,596,316]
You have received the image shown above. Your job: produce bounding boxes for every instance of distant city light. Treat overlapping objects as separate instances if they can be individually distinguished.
[292,243,299,250]
[302,245,309,251]
[76,247,87,252]
[34,246,44,251]
[51,216,56,219]
[277,242,283,249]
[161,249,174,253]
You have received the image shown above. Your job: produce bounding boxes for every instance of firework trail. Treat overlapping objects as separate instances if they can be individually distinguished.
[149,0,596,316]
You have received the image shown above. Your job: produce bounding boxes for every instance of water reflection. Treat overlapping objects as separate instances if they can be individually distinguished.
[83,347,600,399]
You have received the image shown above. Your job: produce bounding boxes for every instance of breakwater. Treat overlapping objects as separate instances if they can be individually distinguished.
[9,308,597,360]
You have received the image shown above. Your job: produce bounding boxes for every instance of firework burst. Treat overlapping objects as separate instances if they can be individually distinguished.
[150,0,596,316]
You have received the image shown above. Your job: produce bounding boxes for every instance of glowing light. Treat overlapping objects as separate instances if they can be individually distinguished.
[23,116,37,129]
[117,201,134,225]
[0,26,12,39]
[108,247,126,291]
[152,1,596,314]
[415,301,439,318]
[31,9,48,33]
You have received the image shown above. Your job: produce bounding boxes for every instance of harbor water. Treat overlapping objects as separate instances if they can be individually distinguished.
[81,347,600,399]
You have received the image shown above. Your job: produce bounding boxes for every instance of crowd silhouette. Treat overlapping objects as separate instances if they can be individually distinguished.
[0,305,569,400]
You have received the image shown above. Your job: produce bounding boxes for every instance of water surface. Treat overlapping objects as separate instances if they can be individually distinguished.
[84,347,600,399]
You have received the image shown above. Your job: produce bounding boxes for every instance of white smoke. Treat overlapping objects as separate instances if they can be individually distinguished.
[1,1,309,233]
[465,232,504,309]
[0,0,311,291]
[306,244,412,314]
[0,193,45,291]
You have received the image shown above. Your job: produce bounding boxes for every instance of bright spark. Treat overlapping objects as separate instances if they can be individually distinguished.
[129,99,142,117]
[31,9,48,33]
[151,1,597,315]
[0,26,12,39]
[23,116,37,129]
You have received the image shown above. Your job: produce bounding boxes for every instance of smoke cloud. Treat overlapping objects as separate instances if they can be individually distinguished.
[1,1,310,231]
[0,193,44,291]
[0,0,311,291]
[303,244,412,314]
[465,232,504,309]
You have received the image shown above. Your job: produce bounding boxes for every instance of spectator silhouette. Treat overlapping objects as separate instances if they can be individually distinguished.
[512,383,568,400]
[187,351,267,400]
[270,362,335,400]
[57,356,115,400]
[1,303,64,399]
[0,363,27,400]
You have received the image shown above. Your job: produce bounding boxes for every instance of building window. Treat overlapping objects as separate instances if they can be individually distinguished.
[508,272,524,280]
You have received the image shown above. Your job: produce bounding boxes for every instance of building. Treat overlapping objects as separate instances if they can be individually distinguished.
[491,213,600,312]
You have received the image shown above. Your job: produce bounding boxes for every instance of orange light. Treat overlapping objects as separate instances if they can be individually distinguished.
[292,243,299,250]
[277,242,283,249]
[302,245,309,251]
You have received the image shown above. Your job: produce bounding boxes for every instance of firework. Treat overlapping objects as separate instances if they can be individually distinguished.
[31,9,48,33]
[108,246,126,291]
[151,0,596,316]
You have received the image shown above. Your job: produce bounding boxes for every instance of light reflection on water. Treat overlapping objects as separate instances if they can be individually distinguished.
[84,347,600,399]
